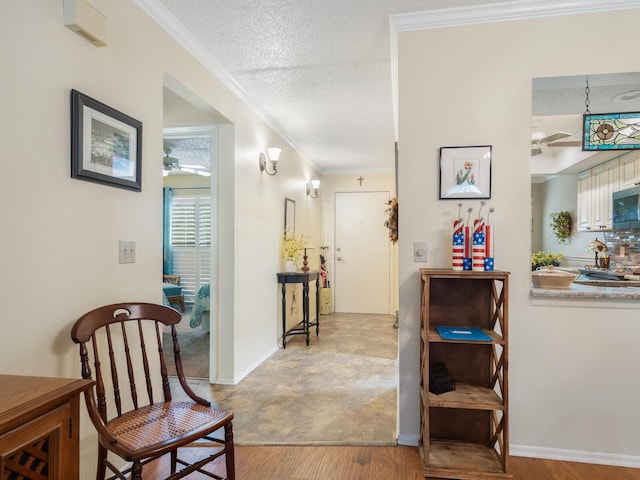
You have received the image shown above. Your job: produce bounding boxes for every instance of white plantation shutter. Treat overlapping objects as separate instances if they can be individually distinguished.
[170,195,211,303]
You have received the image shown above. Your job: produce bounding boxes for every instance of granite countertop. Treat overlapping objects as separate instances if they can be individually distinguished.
[530,276,640,299]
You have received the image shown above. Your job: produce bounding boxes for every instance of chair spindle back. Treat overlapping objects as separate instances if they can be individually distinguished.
[72,303,184,422]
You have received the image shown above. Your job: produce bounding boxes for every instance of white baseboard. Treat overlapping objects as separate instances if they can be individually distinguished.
[393,440,640,468]
[397,434,420,447]
[511,444,640,468]
[214,345,279,385]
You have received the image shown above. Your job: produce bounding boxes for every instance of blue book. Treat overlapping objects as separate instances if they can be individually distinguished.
[435,326,492,342]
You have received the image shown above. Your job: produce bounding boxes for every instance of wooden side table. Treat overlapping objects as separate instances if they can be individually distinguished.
[277,270,320,348]
[0,375,94,480]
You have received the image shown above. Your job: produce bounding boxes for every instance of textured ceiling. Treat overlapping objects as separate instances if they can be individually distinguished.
[151,0,508,173]
[146,0,640,174]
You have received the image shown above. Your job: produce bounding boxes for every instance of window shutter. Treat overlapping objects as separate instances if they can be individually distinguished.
[170,195,211,303]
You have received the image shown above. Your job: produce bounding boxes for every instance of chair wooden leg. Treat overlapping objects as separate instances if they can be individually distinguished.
[131,461,142,480]
[171,449,177,474]
[96,445,107,480]
[225,422,235,480]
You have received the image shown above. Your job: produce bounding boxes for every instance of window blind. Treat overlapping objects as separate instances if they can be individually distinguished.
[170,196,211,303]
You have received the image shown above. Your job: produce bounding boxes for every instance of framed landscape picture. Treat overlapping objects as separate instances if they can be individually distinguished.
[71,89,142,191]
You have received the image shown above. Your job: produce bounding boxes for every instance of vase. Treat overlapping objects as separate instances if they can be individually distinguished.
[285,259,297,272]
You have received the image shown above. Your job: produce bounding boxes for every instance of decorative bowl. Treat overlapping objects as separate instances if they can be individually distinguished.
[531,267,578,289]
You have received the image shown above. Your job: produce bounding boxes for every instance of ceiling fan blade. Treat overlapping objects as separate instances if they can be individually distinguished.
[541,131,571,143]
[548,139,582,147]
[547,131,582,147]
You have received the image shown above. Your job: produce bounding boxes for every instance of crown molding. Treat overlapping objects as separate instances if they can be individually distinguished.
[390,0,640,32]
[133,0,313,168]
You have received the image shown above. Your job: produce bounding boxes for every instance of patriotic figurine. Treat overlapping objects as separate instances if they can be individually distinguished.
[463,207,473,270]
[453,203,495,272]
[472,220,486,271]
[484,207,495,271]
[452,204,464,271]
[472,202,486,272]
[463,226,472,270]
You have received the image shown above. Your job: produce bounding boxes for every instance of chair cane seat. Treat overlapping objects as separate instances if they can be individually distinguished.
[107,402,233,454]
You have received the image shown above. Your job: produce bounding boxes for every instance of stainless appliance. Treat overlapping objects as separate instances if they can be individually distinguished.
[612,185,640,230]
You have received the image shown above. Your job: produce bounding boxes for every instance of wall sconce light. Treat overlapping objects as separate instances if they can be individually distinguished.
[259,147,281,176]
[306,179,320,198]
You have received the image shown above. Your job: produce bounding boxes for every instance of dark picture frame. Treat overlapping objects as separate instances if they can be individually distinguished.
[71,89,142,191]
[284,197,295,232]
[439,145,492,199]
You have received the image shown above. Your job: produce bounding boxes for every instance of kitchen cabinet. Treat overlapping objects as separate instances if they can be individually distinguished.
[420,269,510,479]
[0,375,93,480]
[577,169,592,231]
[619,151,640,189]
[577,159,619,231]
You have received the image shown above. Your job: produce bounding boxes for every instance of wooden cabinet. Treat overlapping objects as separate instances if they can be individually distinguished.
[577,169,592,231]
[0,375,93,480]
[577,159,619,231]
[619,151,640,189]
[420,269,510,479]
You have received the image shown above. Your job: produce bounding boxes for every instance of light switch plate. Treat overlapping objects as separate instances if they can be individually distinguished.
[414,242,427,262]
[119,240,136,264]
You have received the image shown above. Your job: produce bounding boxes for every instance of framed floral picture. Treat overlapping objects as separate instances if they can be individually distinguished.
[439,145,491,199]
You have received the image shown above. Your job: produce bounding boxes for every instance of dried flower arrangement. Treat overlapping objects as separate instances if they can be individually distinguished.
[281,229,307,260]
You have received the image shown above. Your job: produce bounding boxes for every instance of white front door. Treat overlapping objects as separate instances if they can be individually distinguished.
[334,191,391,314]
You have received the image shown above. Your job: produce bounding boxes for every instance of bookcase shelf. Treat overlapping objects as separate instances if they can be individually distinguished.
[420,269,511,479]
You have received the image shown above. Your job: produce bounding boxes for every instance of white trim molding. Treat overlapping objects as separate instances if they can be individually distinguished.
[134,0,316,169]
[390,0,640,32]
[511,444,640,469]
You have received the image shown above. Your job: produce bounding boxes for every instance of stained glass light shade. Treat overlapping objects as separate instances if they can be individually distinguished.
[583,112,640,151]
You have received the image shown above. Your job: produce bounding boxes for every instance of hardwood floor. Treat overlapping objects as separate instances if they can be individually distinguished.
[143,445,640,479]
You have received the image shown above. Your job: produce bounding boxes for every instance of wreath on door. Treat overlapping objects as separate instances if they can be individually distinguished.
[385,197,398,243]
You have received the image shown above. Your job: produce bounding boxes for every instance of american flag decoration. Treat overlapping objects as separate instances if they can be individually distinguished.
[484,224,494,271]
[484,207,495,271]
[472,218,486,271]
[452,217,464,271]
[463,226,472,270]
[452,204,494,271]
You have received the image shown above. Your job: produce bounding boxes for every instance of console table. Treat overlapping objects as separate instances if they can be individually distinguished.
[277,270,320,348]
[0,374,94,479]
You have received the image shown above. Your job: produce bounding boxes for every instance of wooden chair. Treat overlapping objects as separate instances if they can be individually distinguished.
[71,302,234,480]
[163,275,185,312]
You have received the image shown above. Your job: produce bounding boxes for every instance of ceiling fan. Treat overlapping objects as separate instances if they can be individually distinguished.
[531,120,582,156]
[163,140,180,171]
[163,139,211,176]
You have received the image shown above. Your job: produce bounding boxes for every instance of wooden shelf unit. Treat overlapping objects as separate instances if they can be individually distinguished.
[420,269,511,479]
[0,375,93,480]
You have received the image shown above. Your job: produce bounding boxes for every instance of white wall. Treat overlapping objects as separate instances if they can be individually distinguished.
[397,9,640,464]
[0,1,319,477]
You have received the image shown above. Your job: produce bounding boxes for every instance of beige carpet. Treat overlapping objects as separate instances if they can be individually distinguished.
[176,312,398,446]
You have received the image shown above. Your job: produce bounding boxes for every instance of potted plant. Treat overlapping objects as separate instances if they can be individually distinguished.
[281,229,307,272]
[531,251,564,271]
[549,211,572,244]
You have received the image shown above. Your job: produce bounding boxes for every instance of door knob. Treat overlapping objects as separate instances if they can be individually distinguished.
[337,257,343,261]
